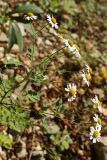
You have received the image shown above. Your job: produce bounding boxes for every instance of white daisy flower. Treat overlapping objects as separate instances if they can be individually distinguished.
[91,95,102,113]
[69,45,81,57]
[81,71,91,86]
[24,12,37,21]
[90,124,101,143]
[63,39,81,57]
[84,64,92,74]
[93,114,102,125]
[65,83,77,101]
[47,15,58,29]
[63,39,73,47]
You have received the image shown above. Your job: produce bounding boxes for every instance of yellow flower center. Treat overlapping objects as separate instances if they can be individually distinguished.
[98,118,102,125]
[69,88,75,96]
[27,12,34,17]
[100,66,107,79]
[68,40,74,46]
[74,44,80,51]
[85,73,91,81]
[89,67,92,74]
[93,130,99,138]
[93,104,97,109]
[51,17,57,24]
[98,100,101,106]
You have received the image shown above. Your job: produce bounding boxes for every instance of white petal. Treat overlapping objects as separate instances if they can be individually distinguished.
[63,39,69,46]
[93,138,96,143]
[97,137,101,142]
[68,96,76,102]
[47,15,50,19]
[90,136,93,140]
[33,16,37,20]
[68,84,72,89]
[93,117,97,122]
[96,124,101,131]
[65,88,69,92]
[95,95,98,101]
[91,97,96,104]
[68,98,72,102]
[55,23,58,29]
[69,46,75,52]
[90,126,94,133]
[98,105,102,113]
[93,114,98,122]
[75,51,81,57]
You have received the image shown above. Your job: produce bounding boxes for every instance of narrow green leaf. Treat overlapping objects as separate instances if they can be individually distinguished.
[23,23,35,36]
[12,4,43,14]
[8,22,16,50]
[12,22,24,53]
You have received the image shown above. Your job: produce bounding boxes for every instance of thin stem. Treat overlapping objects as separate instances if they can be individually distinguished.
[0,87,13,103]
[30,22,49,40]
[34,23,49,37]
[40,46,66,67]
[20,46,66,91]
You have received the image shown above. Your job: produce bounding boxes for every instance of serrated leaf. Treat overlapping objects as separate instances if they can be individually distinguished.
[0,106,31,132]
[12,3,43,14]
[12,22,24,53]
[25,90,41,103]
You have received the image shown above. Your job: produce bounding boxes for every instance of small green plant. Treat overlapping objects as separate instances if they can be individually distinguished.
[0,132,13,149]
[0,106,31,132]
[42,119,72,151]
[50,128,72,151]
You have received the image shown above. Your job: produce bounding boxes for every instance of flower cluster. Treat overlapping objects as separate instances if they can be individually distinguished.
[63,39,81,58]
[24,13,104,144]
[91,95,102,113]
[81,64,92,86]
[90,114,102,143]
[46,14,103,143]
[90,95,102,143]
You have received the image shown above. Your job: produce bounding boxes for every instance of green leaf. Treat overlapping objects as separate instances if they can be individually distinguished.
[0,132,13,149]
[8,22,16,50]
[61,141,69,150]
[12,22,24,53]
[0,78,15,102]
[24,90,41,103]
[0,106,31,132]
[12,3,43,14]
[28,44,36,60]
[62,0,79,15]
[15,74,24,83]
[30,69,46,85]
[23,23,36,36]
[4,56,21,67]
[8,22,24,52]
